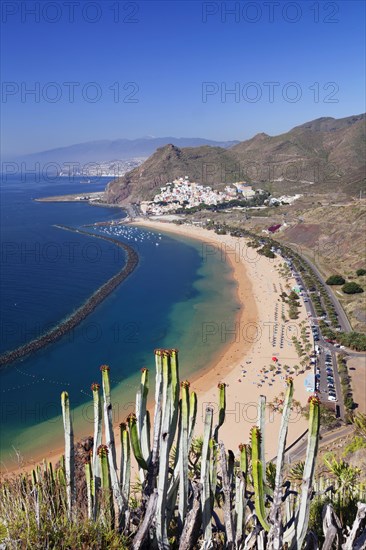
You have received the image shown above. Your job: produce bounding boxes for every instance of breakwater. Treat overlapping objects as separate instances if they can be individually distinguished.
[0,225,139,368]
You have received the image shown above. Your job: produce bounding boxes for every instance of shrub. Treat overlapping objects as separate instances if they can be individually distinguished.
[341,282,364,294]
[343,436,366,456]
[356,268,366,276]
[326,275,345,285]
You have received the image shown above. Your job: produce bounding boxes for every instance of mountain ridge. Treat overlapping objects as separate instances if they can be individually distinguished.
[10,137,239,164]
[105,113,366,203]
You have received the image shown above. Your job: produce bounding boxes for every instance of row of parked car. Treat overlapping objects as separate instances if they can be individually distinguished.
[311,324,319,342]
[314,350,337,401]
[325,352,337,401]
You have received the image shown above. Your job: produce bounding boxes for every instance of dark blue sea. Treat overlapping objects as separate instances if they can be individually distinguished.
[0,175,238,467]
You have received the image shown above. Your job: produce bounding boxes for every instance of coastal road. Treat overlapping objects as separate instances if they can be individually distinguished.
[289,264,346,420]
[285,425,353,464]
[287,244,352,332]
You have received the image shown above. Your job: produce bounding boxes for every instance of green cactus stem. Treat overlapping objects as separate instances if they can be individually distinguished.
[268,377,294,547]
[91,382,102,519]
[61,391,75,521]
[120,422,131,527]
[156,350,174,549]
[251,426,270,532]
[84,456,93,520]
[201,406,214,548]
[136,367,151,469]
[188,390,198,447]
[220,443,235,548]
[178,380,190,530]
[213,382,226,441]
[257,394,267,485]
[235,444,248,547]
[169,349,180,450]
[100,365,124,515]
[127,413,148,470]
[98,444,114,530]
[291,394,320,549]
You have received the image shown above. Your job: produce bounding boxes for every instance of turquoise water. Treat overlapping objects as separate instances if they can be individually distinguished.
[0,176,238,467]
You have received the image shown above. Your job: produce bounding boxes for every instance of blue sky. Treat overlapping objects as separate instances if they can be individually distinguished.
[1,0,365,155]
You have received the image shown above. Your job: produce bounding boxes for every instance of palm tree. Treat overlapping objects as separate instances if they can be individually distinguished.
[288,461,304,483]
[266,462,276,490]
[323,455,361,519]
[353,412,366,440]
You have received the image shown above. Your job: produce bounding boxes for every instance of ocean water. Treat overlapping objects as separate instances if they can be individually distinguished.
[0,175,239,467]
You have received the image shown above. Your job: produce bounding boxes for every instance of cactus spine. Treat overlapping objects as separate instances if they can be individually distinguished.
[61,391,75,521]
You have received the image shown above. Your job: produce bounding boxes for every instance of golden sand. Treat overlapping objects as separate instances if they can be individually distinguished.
[3,219,312,475]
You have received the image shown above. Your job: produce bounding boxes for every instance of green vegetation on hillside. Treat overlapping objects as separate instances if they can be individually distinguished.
[342,281,364,294]
[326,274,345,285]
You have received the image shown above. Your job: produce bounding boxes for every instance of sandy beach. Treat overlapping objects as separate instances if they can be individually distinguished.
[2,219,312,476]
[133,220,310,461]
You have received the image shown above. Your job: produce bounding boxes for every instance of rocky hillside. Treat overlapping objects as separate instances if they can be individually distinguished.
[105,144,237,203]
[106,114,366,204]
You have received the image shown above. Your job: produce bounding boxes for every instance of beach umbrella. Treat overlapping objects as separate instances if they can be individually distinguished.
[272,356,278,362]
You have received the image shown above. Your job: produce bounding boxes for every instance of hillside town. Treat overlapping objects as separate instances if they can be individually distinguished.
[140,177,257,215]
[139,177,302,215]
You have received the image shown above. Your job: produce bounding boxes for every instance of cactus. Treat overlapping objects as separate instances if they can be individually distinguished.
[84,456,93,520]
[120,422,131,513]
[61,391,75,521]
[169,349,180,450]
[220,443,235,548]
[100,365,124,520]
[98,444,114,530]
[257,394,267,486]
[188,390,198,447]
[91,382,102,519]
[135,367,151,475]
[251,426,271,532]
[156,350,174,549]
[235,444,248,547]
[213,382,226,441]
[268,378,294,548]
[201,406,214,548]
[178,380,190,530]
[53,349,330,548]
[128,413,148,470]
[289,394,320,549]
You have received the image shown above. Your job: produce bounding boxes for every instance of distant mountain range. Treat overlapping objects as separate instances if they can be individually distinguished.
[105,114,366,203]
[13,137,239,165]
